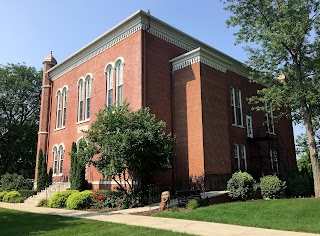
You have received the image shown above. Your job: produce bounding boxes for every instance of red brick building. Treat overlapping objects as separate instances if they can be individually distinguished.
[36,10,296,191]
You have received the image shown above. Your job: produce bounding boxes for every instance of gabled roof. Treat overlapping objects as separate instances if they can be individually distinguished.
[48,10,249,80]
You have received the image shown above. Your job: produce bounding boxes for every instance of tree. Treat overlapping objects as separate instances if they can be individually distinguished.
[223,0,320,197]
[0,63,42,178]
[37,149,49,192]
[79,103,175,193]
[70,141,86,191]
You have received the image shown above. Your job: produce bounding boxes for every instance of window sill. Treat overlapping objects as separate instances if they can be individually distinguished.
[54,127,66,132]
[53,174,63,177]
[232,124,245,129]
[76,119,90,125]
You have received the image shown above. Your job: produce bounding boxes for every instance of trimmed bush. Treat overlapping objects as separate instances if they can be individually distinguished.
[260,175,286,199]
[227,171,255,200]
[66,190,93,210]
[0,191,8,202]
[37,199,49,207]
[0,173,32,191]
[286,172,313,197]
[3,191,25,203]
[18,190,37,199]
[48,190,78,208]
[187,199,199,210]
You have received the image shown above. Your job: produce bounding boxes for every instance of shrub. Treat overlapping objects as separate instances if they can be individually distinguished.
[187,199,199,210]
[18,190,37,199]
[91,190,143,210]
[0,191,8,202]
[260,175,286,199]
[286,172,313,197]
[227,171,255,200]
[0,173,33,191]
[37,199,49,207]
[48,190,79,208]
[3,191,25,203]
[66,190,93,210]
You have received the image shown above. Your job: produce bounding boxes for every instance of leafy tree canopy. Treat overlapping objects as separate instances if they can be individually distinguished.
[0,63,42,178]
[223,0,320,197]
[79,103,175,192]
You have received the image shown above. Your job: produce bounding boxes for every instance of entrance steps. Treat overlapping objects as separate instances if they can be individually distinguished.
[24,182,70,206]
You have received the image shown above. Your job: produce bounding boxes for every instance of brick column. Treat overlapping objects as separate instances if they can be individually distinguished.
[34,52,57,185]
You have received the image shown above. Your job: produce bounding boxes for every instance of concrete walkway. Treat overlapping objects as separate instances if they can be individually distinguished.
[0,202,318,236]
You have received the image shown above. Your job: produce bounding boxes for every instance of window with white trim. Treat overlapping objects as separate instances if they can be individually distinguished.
[53,146,58,175]
[241,144,247,171]
[115,60,123,107]
[265,102,275,133]
[56,90,62,128]
[78,79,84,122]
[62,87,67,127]
[234,144,240,171]
[85,75,92,119]
[230,87,236,125]
[236,90,243,126]
[106,65,113,107]
[58,145,64,174]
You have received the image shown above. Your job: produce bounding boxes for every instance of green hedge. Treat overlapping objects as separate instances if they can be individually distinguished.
[3,191,25,203]
[0,191,8,202]
[227,171,255,200]
[260,175,286,199]
[66,190,93,210]
[48,190,79,208]
[18,190,37,199]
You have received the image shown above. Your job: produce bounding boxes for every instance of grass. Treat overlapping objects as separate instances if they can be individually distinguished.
[154,198,320,234]
[0,207,192,236]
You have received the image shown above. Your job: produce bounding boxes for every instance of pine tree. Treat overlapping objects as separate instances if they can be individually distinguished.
[37,149,49,192]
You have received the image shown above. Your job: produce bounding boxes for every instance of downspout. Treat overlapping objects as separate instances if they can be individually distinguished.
[170,62,175,193]
[142,11,151,107]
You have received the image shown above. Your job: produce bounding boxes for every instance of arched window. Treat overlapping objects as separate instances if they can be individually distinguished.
[106,65,113,107]
[58,145,64,174]
[241,144,247,171]
[62,87,67,127]
[115,60,124,107]
[230,87,236,125]
[85,75,92,119]
[234,144,240,171]
[53,146,58,175]
[56,90,62,128]
[78,78,84,122]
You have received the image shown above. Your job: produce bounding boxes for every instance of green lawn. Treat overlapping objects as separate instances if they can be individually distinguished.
[0,208,192,236]
[155,198,320,234]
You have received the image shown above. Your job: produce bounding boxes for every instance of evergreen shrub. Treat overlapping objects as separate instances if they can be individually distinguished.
[66,190,93,210]
[0,191,8,202]
[48,190,79,208]
[260,175,286,199]
[0,173,32,191]
[227,171,255,200]
[3,191,25,203]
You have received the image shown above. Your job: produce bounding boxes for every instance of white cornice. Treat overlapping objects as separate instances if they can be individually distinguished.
[48,10,250,80]
[170,48,230,73]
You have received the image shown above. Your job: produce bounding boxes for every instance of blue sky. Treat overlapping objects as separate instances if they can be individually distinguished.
[0,0,303,140]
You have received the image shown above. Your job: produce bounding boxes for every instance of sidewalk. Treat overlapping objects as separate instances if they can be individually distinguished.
[0,202,318,236]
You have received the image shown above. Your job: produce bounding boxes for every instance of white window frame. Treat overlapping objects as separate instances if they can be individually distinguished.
[265,102,275,134]
[115,59,124,107]
[241,144,247,171]
[53,146,58,175]
[58,145,64,175]
[56,90,62,128]
[105,64,114,107]
[236,89,243,126]
[85,75,92,120]
[230,87,237,125]
[62,87,67,127]
[234,144,240,171]
[78,78,84,122]
[246,115,253,138]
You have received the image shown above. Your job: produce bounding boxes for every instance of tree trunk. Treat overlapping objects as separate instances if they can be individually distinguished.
[303,106,320,198]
